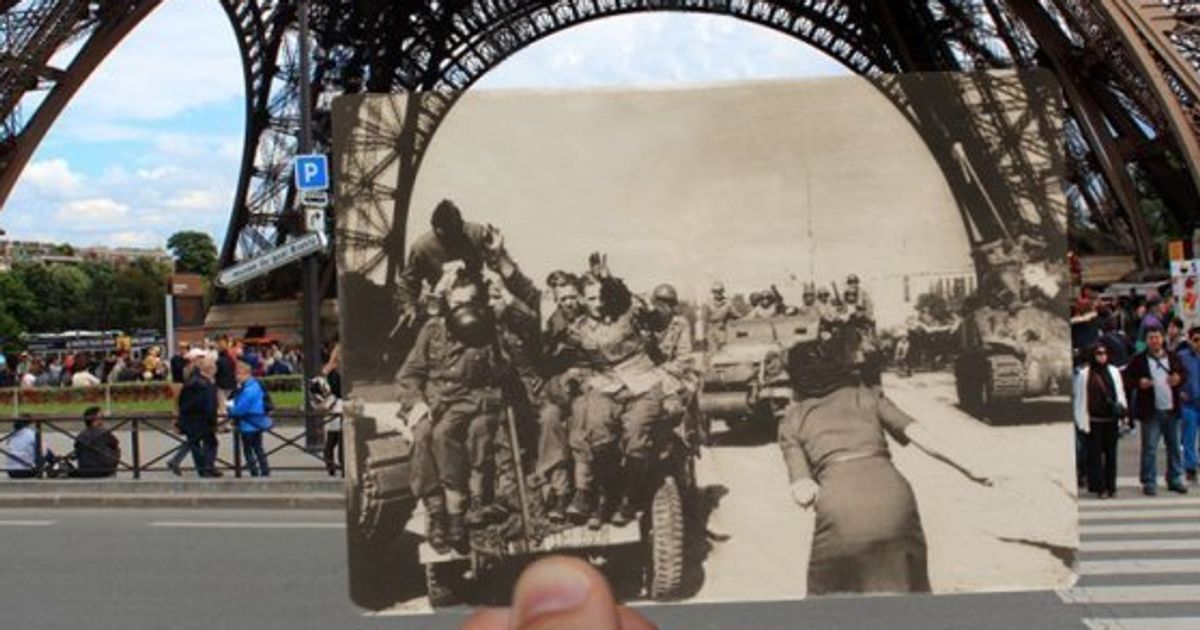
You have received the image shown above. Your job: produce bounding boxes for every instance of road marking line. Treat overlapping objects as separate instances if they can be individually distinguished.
[0,520,54,526]
[1082,539,1200,552]
[1084,619,1200,630]
[1081,523,1199,535]
[1080,509,1200,520]
[1059,585,1200,604]
[149,521,345,529]
[1079,558,1200,575]
[1080,498,1200,509]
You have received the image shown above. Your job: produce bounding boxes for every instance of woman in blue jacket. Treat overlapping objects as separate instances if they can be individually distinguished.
[230,361,273,477]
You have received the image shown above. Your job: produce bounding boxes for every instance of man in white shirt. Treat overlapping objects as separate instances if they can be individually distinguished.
[1125,327,1189,496]
[5,419,38,479]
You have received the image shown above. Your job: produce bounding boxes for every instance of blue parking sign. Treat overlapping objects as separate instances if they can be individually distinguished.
[294,154,329,191]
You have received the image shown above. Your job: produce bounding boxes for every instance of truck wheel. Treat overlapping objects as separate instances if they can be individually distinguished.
[425,562,465,608]
[647,476,685,600]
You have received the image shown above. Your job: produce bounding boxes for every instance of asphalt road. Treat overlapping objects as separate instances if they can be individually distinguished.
[0,507,1085,630]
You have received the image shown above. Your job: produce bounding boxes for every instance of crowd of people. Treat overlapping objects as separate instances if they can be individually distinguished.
[2,335,342,480]
[1071,289,1198,497]
[0,338,302,390]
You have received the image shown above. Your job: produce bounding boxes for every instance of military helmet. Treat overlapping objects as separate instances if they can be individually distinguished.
[817,286,831,298]
[803,284,816,297]
[652,283,679,305]
[711,281,726,295]
[846,273,860,286]
[446,304,495,348]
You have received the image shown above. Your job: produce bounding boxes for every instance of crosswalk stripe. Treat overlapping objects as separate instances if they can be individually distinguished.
[1080,498,1200,509]
[1060,585,1200,604]
[1080,509,1200,520]
[0,520,54,527]
[1079,558,1200,575]
[1081,539,1200,552]
[1081,523,1199,535]
[1084,619,1200,630]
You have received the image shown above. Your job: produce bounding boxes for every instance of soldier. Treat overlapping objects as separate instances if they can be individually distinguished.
[702,281,739,351]
[575,255,671,530]
[844,274,875,323]
[815,286,837,322]
[650,284,694,363]
[398,273,513,554]
[796,284,821,320]
[395,200,534,328]
[531,271,594,523]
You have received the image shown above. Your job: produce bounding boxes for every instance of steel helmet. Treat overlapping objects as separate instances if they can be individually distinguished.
[846,274,860,286]
[652,284,679,305]
[446,304,495,348]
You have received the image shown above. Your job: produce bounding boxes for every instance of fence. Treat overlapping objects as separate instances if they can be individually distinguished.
[1,375,306,417]
[0,409,343,479]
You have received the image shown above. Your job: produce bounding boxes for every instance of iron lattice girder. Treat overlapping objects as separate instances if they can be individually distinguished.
[1,0,1200,279]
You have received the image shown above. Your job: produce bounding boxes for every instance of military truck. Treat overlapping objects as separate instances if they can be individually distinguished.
[344,399,699,609]
[698,313,818,436]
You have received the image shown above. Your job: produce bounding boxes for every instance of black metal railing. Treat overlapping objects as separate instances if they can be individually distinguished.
[0,410,343,479]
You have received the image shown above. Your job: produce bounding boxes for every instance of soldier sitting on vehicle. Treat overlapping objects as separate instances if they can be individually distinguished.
[397,270,515,554]
[702,281,740,351]
[574,254,673,530]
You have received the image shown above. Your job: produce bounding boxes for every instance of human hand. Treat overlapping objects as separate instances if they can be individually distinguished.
[1139,377,1153,390]
[1169,373,1182,387]
[588,252,610,279]
[484,223,505,254]
[790,478,819,508]
[461,556,655,630]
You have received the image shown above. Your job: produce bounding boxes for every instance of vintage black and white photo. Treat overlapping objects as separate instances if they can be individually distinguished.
[331,73,1076,614]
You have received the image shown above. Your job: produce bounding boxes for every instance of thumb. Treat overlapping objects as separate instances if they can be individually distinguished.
[510,557,620,630]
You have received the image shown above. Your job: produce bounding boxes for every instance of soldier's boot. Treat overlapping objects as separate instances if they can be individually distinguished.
[590,449,621,530]
[566,459,594,525]
[424,495,450,555]
[546,467,571,524]
[446,512,468,555]
[587,491,609,531]
[611,457,648,526]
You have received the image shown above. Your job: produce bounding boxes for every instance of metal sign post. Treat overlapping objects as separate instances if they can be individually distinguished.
[297,0,323,452]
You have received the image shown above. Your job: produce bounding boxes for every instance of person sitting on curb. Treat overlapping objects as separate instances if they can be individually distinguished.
[229,361,273,477]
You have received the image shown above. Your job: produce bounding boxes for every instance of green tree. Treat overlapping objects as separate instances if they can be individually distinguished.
[167,230,218,277]
[0,270,36,347]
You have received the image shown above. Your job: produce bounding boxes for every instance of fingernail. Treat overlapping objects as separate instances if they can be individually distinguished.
[513,561,591,625]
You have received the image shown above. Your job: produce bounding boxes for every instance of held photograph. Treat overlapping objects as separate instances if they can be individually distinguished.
[330,73,1075,613]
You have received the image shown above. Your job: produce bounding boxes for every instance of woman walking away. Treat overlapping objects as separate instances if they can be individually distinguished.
[1074,342,1128,498]
[780,323,990,596]
[230,361,273,477]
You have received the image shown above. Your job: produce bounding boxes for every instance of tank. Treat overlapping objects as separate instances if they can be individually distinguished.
[953,303,1072,419]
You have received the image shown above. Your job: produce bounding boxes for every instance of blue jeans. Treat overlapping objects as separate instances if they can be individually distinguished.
[239,431,269,477]
[1182,404,1200,473]
[1141,410,1184,489]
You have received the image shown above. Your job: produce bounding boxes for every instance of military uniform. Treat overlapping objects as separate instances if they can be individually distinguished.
[398,318,509,505]
[703,298,739,350]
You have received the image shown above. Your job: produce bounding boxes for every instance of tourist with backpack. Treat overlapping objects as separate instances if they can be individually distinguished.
[230,361,273,477]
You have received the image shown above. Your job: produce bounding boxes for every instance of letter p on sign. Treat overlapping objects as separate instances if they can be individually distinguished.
[294,154,329,191]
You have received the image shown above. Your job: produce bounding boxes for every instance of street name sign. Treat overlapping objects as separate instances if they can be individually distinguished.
[215,232,327,288]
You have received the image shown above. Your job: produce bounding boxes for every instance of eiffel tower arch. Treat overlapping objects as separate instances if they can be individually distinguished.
[3,1,1200,296]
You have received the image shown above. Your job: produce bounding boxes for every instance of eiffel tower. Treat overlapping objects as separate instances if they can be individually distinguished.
[2,0,1200,298]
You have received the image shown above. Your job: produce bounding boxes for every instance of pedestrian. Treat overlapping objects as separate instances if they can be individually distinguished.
[71,407,120,478]
[4,418,39,479]
[170,342,190,383]
[316,342,344,477]
[174,355,222,478]
[779,324,986,595]
[1124,326,1189,495]
[1177,327,1200,484]
[1168,318,1186,354]
[214,336,237,402]
[1074,343,1128,498]
[70,359,100,388]
[229,361,272,477]
[1099,315,1132,368]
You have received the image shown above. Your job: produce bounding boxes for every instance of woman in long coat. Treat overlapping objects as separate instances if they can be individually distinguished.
[780,326,986,595]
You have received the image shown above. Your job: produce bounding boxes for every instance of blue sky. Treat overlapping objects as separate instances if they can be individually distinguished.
[1,1,848,250]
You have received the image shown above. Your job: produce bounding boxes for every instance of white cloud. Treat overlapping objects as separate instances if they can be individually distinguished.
[23,159,83,196]
[166,190,220,210]
[57,198,130,224]
[67,2,243,122]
